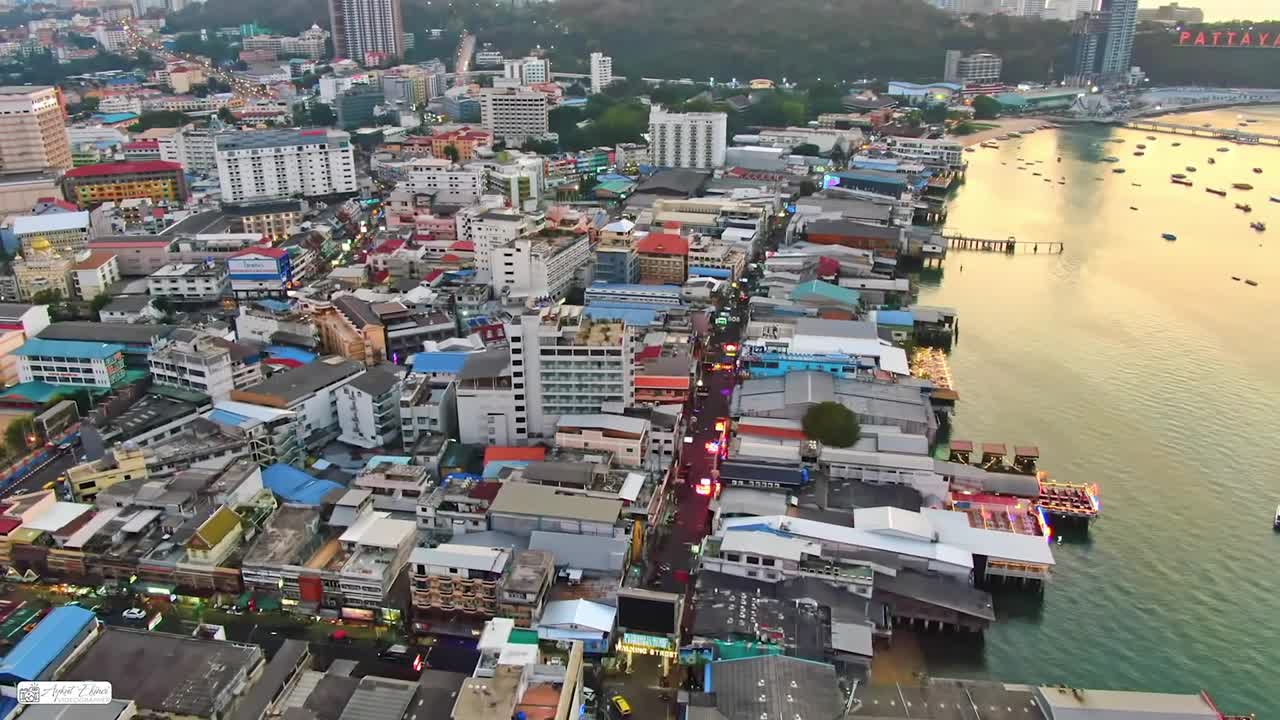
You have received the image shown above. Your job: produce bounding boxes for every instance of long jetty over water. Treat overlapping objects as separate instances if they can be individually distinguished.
[942,232,1064,254]
[1122,119,1280,146]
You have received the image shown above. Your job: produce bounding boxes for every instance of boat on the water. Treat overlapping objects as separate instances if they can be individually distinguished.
[996,135,1011,141]
[1137,144,1147,149]
[1272,196,1280,203]
[1171,173,1186,179]
[1008,131,1022,138]
[1217,147,1230,152]
[964,147,976,153]
[1112,168,1126,174]
[1172,142,1181,146]
[1275,505,1280,530]
[1232,183,1253,190]
[1186,166,1197,172]
[1131,182,1142,187]
[1208,158,1216,164]
[1250,221,1266,231]
[1102,156,1120,163]
[1033,172,1042,176]
[1207,188,1227,196]
[1171,178,1193,186]
[981,140,999,148]
[1111,138,1126,143]
[1235,203,1252,212]
[1253,167,1263,174]
[1130,206,1139,210]
[1146,136,1156,140]
[1246,279,1259,287]
[1162,233,1177,241]
[1134,151,1145,156]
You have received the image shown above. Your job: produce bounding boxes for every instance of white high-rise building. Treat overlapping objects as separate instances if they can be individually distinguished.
[589,52,613,94]
[647,106,727,170]
[215,128,357,203]
[502,56,550,85]
[467,208,539,275]
[479,88,550,144]
[328,0,405,63]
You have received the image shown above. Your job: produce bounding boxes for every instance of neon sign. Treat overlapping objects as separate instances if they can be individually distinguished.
[1177,30,1280,48]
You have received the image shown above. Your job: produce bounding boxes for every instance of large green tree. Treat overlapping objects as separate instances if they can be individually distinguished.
[802,402,861,448]
[3,416,36,457]
[972,95,1002,120]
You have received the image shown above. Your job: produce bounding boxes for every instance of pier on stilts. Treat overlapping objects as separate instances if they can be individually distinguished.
[943,232,1064,254]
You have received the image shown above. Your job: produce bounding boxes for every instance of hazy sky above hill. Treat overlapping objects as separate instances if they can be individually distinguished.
[1140,0,1277,22]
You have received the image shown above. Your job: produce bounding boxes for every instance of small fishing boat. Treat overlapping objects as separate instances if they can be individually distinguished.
[1275,505,1280,531]
[964,147,976,153]
[1102,156,1120,163]
[996,135,1011,141]
[1250,221,1266,231]
[1253,167,1263,174]
[1172,142,1181,146]
[1162,233,1177,241]
[1137,144,1147,149]
[1057,180,1066,184]
[1134,151,1145,156]
[1207,188,1227,196]
[1233,183,1254,190]
[1171,178,1193,186]
[1146,136,1156,140]
[1235,203,1252,212]
[1208,158,1215,164]
[1033,172,1042,176]
[1232,276,1241,281]
[1246,279,1259,286]
[1186,166,1197,172]
[1131,182,1142,187]
[1202,123,1212,127]
[1272,196,1280,203]
[1130,206,1139,210]
[1111,138,1126,143]
[981,140,999,149]
[1172,173,1186,179]
[1112,168,1126,174]
[1007,131,1022,138]
[1217,147,1230,152]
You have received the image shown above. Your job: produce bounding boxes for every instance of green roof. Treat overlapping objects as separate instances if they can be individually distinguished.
[508,629,540,644]
[188,507,242,550]
[791,280,862,308]
[595,179,635,196]
[0,382,67,403]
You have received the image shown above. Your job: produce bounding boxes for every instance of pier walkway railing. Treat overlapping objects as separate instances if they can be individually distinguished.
[942,232,1064,254]
[1122,119,1280,146]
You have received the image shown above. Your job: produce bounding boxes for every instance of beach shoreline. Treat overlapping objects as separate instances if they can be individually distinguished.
[954,117,1054,147]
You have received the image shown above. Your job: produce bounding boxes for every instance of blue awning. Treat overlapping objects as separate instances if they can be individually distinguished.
[689,266,732,279]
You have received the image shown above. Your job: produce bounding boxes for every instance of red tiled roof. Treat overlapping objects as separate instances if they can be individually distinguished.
[635,376,689,390]
[123,140,160,150]
[72,252,116,271]
[635,346,662,360]
[440,253,462,262]
[373,239,405,253]
[63,160,183,178]
[229,247,286,259]
[450,240,474,251]
[423,269,443,283]
[816,256,840,277]
[635,232,688,256]
[36,198,78,211]
[484,447,546,464]
[89,238,171,248]
[0,517,21,535]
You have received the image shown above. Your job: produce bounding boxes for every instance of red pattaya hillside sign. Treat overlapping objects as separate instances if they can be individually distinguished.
[1177,30,1280,47]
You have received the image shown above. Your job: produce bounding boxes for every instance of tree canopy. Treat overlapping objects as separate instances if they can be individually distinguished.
[802,402,861,448]
[130,111,192,132]
[972,95,1002,120]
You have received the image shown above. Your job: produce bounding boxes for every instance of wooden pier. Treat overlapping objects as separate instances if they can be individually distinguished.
[942,232,1064,254]
[1122,119,1280,147]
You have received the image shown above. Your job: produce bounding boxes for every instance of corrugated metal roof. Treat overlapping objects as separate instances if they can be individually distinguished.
[0,606,96,682]
[12,211,91,236]
[15,338,125,360]
[336,677,418,720]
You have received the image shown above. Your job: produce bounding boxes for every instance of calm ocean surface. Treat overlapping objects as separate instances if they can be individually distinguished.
[914,106,1280,714]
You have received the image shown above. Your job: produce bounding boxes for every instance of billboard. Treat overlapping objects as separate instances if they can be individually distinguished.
[1177,30,1280,47]
[229,256,283,275]
[616,588,680,636]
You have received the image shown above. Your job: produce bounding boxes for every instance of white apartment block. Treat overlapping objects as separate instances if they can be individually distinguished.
[147,263,229,303]
[467,208,540,276]
[509,305,633,438]
[503,56,550,85]
[479,89,550,144]
[178,125,219,172]
[149,329,263,402]
[452,349,525,445]
[490,231,590,301]
[215,128,357,203]
[648,106,727,169]
[70,253,119,300]
[399,374,455,451]
[400,160,485,204]
[885,137,965,169]
[93,26,129,52]
[589,52,613,94]
[336,368,403,449]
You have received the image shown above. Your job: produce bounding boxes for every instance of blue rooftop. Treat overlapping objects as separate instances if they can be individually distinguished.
[583,305,659,327]
[15,338,125,360]
[207,408,252,427]
[0,606,96,683]
[411,352,471,375]
[255,299,292,313]
[265,346,317,365]
[262,464,342,505]
[876,310,914,327]
[689,266,732,279]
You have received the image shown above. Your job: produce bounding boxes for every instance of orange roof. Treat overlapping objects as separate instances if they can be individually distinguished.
[484,446,547,464]
[737,423,807,440]
[635,232,688,256]
[635,376,690,390]
[71,252,116,271]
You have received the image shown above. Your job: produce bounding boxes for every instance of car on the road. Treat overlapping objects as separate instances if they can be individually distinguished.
[122,608,146,620]
[610,695,633,718]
